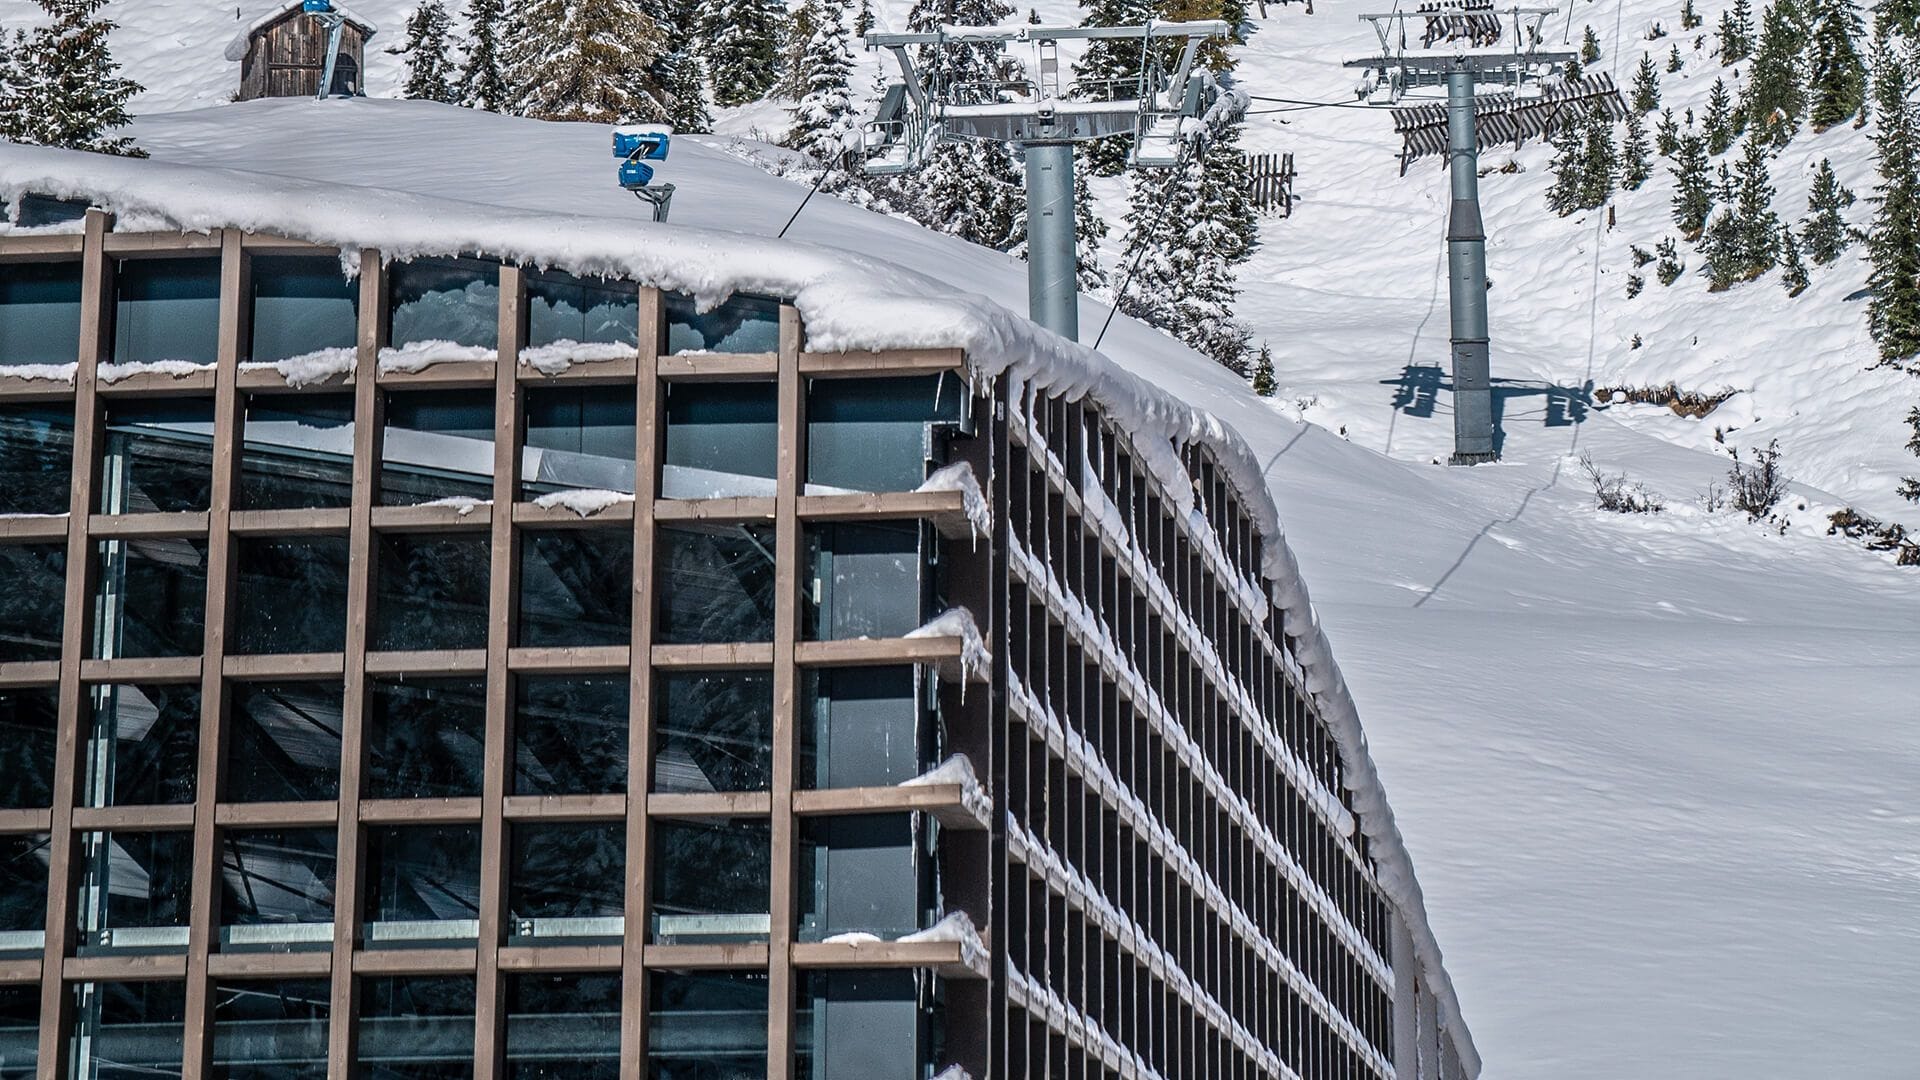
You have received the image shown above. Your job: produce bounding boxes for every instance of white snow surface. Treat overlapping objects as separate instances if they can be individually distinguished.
[906,606,993,685]
[0,1,1913,1063]
[531,488,635,518]
[900,752,992,822]
[240,346,356,388]
[916,460,993,539]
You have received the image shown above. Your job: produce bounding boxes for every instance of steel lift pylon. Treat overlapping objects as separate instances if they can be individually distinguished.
[861,21,1233,342]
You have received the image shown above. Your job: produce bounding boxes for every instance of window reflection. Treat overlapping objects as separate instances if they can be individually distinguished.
[75,830,193,941]
[219,829,336,934]
[69,980,188,1079]
[647,971,768,1080]
[357,976,475,1080]
[249,254,358,365]
[655,523,776,644]
[0,688,57,809]
[525,269,637,350]
[0,835,49,950]
[363,827,480,940]
[0,403,73,514]
[365,678,486,800]
[234,537,350,655]
[0,983,37,1078]
[513,676,627,796]
[653,671,773,794]
[381,389,494,506]
[522,387,635,497]
[211,978,330,1080]
[662,292,780,355]
[0,259,83,368]
[801,667,924,789]
[508,823,623,924]
[650,818,770,944]
[226,682,342,803]
[517,530,632,648]
[806,374,964,494]
[660,382,777,499]
[99,398,215,514]
[373,533,490,651]
[114,256,220,366]
[798,815,922,941]
[91,537,208,659]
[85,684,198,807]
[0,543,64,662]
[803,521,924,642]
[506,973,620,1080]
[388,257,498,351]
[239,392,354,510]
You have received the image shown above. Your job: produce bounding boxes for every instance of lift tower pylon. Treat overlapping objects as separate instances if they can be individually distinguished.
[862,21,1233,342]
[1345,6,1573,464]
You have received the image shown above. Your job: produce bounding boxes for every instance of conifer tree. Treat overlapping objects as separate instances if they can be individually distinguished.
[1119,97,1258,374]
[0,27,26,142]
[1903,408,1919,502]
[1779,228,1810,293]
[1546,113,1586,214]
[1252,343,1276,396]
[507,0,666,121]
[702,0,782,105]
[1867,35,1920,364]
[1801,156,1857,263]
[1718,0,1753,62]
[1072,153,1109,289]
[1656,106,1680,154]
[779,0,820,99]
[1632,53,1662,112]
[855,0,875,36]
[898,0,1026,250]
[1717,160,1738,202]
[1806,0,1867,130]
[1702,207,1745,288]
[1671,126,1714,234]
[655,49,712,130]
[1656,235,1686,283]
[786,0,857,162]
[1576,105,1619,207]
[1681,0,1703,30]
[1622,110,1652,188]
[1734,136,1780,275]
[459,0,512,112]
[1876,0,1919,37]
[1074,0,1155,175]
[1743,1,1806,145]
[1668,42,1686,71]
[17,0,143,156]
[1705,77,1736,152]
[1581,25,1602,63]
[397,2,457,104]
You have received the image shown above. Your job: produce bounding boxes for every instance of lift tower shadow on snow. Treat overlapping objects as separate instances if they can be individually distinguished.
[860,20,1231,342]
[1345,5,1573,464]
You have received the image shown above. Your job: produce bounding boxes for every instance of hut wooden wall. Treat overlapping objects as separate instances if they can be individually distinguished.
[238,17,369,101]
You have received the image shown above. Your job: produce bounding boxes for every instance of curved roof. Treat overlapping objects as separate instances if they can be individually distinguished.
[223,1,379,63]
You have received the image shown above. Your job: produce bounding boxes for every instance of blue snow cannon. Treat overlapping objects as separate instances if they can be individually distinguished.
[302,0,335,12]
[619,160,657,189]
[613,128,676,221]
[613,130,670,163]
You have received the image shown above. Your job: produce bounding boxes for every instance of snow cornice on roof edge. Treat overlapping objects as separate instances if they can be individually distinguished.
[0,139,1479,1077]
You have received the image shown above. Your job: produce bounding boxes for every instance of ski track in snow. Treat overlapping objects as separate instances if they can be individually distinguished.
[7,0,1919,1075]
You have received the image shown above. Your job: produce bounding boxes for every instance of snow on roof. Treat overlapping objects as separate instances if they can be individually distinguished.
[0,98,1476,1073]
[223,1,379,63]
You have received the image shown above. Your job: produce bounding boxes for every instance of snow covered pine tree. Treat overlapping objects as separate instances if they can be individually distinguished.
[898,0,1024,250]
[397,2,457,103]
[507,0,667,122]
[459,0,512,112]
[15,0,143,156]
[701,0,781,105]
[1867,33,1920,365]
[786,0,858,163]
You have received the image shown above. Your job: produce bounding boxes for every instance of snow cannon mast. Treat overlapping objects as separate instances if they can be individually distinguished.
[613,127,675,223]
[860,20,1231,342]
[303,0,352,102]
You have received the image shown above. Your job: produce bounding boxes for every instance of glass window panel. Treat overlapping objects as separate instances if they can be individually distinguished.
[507,822,623,922]
[226,682,343,803]
[805,374,964,493]
[85,684,199,807]
[249,254,358,364]
[803,521,923,641]
[112,256,220,366]
[382,389,495,505]
[525,268,637,349]
[99,398,215,514]
[0,835,49,941]
[517,529,632,647]
[801,667,923,789]
[91,537,208,659]
[512,676,627,796]
[357,976,475,1080]
[0,543,64,662]
[505,973,620,1080]
[69,980,187,1080]
[0,984,36,1078]
[366,678,486,800]
[0,403,73,514]
[220,829,336,928]
[794,970,922,1080]
[521,387,636,497]
[798,815,920,940]
[12,194,91,228]
[239,393,354,510]
[234,537,350,654]
[655,523,776,644]
[650,818,769,944]
[660,382,777,499]
[373,533,490,651]
[389,257,499,351]
[211,978,330,1080]
[0,688,57,808]
[663,291,781,355]
[364,826,481,932]
[653,671,772,794]
[0,260,82,367]
[77,830,193,933]
[646,971,768,1080]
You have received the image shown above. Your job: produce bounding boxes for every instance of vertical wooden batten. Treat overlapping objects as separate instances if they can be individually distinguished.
[765,304,804,1080]
[620,286,664,1080]
[180,229,249,1078]
[327,249,387,1079]
[37,207,112,1078]
[474,264,525,1080]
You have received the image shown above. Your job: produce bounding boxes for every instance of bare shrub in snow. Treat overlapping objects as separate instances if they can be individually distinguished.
[1581,454,1665,513]
[1594,382,1736,417]
[1727,439,1789,520]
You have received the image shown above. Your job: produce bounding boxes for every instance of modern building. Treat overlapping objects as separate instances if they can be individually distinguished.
[0,165,1477,1078]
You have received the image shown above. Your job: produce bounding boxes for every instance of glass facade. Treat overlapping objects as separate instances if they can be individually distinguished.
[0,240,1442,1080]
[0,259,82,367]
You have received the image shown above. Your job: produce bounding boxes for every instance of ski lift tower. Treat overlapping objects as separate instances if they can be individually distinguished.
[862,20,1232,342]
[1345,6,1571,464]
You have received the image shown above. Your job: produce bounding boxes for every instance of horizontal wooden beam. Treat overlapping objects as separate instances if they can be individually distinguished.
[510,500,636,529]
[101,232,222,255]
[791,784,987,831]
[796,349,964,377]
[358,798,482,825]
[240,234,335,252]
[71,804,196,831]
[652,497,776,523]
[790,939,985,979]
[0,958,42,985]
[229,508,353,535]
[656,354,778,381]
[369,503,493,533]
[206,950,333,978]
[87,511,209,539]
[507,646,630,674]
[375,360,495,389]
[514,357,638,384]
[0,373,74,399]
[96,367,218,397]
[649,643,775,669]
[642,943,769,970]
[0,234,85,259]
[221,653,346,680]
[0,661,60,687]
[0,516,69,542]
[79,656,203,684]
[646,792,772,817]
[364,650,487,676]
[352,949,479,976]
[235,365,352,392]
[496,944,623,971]
[500,794,628,821]
[214,800,340,828]
[0,808,53,835]
[63,953,189,982]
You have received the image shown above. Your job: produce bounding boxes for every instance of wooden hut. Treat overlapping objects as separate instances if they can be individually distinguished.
[226,2,378,101]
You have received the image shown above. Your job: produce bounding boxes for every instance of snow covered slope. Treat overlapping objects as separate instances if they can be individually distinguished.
[4,2,1919,1076]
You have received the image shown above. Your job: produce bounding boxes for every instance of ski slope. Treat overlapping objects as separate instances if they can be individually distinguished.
[4,1,1919,1076]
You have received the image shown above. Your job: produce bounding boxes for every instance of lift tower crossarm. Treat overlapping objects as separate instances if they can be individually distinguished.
[863,20,1231,44]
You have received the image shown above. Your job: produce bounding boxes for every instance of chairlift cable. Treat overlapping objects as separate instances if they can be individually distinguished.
[777,165,834,239]
[1092,142,1193,352]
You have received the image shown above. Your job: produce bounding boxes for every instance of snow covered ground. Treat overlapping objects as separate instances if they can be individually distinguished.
[5,0,1919,1075]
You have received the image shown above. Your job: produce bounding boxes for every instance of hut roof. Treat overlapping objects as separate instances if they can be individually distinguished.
[223,2,379,63]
